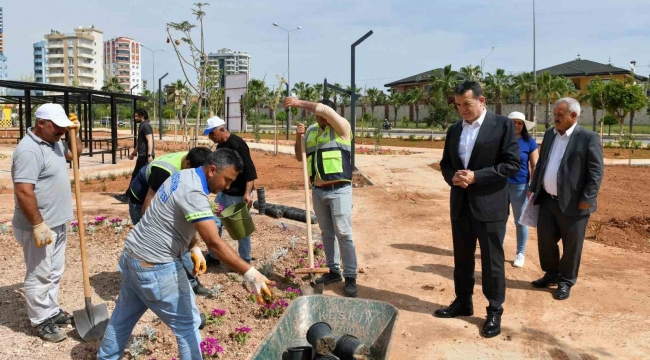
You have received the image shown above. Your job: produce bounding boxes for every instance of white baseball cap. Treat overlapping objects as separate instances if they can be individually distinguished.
[507,111,536,131]
[203,116,226,135]
[35,103,74,128]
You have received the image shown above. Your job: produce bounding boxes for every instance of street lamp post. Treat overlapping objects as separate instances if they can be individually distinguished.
[480,46,495,75]
[130,84,140,135]
[142,44,165,125]
[533,0,538,140]
[129,84,139,95]
[273,23,302,140]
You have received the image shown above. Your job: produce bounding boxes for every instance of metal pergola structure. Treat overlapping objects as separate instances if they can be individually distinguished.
[0,80,148,164]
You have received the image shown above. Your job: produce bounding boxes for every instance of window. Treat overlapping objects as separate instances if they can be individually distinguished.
[69,58,74,65]
[69,66,74,75]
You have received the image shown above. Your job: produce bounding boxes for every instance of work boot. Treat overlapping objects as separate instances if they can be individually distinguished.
[205,253,221,267]
[50,309,74,326]
[199,313,206,330]
[314,271,342,285]
[193,281,213,297]
[113,194,129,203]
[35,319,67,343]
[344,277,358,298]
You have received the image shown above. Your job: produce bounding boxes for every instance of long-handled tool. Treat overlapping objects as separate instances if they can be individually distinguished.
[294,133,329,295]
[69,126,109,341]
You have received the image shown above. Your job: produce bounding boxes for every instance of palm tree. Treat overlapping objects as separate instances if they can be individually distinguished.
[429,64,460,101]
[484,68,511,115]
[459,64,483,81]
[512,72,537,121]
[102,77,124,93]
[292,82,309,99]
[536,72,577,129]
[387,92,406,127]
[580,77,605,131]
[365,87,381,119]
[407,87,426,128]
[246,79,267,114]
[312,83,324,100]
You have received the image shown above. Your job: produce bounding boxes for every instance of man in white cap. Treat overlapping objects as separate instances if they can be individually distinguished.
[203,116,258,266]
[11,103,80,342]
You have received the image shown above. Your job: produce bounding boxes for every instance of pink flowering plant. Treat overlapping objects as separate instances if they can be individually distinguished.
[316,259,327,268]
[284,268,296,282]
[200,337,223,358]
[211,202,225,217]
[232,326,251,345]
[260,298,289,318]
[297,258,306,269]
[284,287,302,300]
[314,242,325,257]
[109,217,123,227]
[71,221,79,233]
[204,308,226,326]
[94,216,107,226]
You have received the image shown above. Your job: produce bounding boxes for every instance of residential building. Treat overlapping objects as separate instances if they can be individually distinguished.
[104,37,142,94]
[0,7,4,54]
[44,26,104,91]
[204,48,251,87]
[0,54,6,96]
[33,40,49,95]
[384,68,466,94]
[536,57,648,95]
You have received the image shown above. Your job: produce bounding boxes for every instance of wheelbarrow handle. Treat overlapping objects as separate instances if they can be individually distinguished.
[69,128,93,299]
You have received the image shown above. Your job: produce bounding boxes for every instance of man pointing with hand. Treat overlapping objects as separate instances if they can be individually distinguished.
[97,148,273,360]
[12,103,80,343]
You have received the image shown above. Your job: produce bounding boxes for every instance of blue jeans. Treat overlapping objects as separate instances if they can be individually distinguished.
[129,200,198,288]
[209,192,251,262]
[311,184,357,279]
[508,183,529,255]
[97,252,202,360]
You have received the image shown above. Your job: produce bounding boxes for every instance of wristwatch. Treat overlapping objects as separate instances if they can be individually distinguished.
[147,154,152,158]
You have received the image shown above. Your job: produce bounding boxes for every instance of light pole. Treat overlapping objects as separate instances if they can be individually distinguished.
[480,46,495,74]
[533,0,538,140]
[129,83,139,95]
[273,22,302,140]
[142,44,165,124]
[130,84,140,134]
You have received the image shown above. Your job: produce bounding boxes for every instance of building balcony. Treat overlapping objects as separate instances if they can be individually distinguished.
[78,72,94,79]
[77,52,94,59]
[48,53,64,59]
[47,43,63,49]
[49,63,64,68]
[78,62,94,69]
[49,73,65,78]
[78,42,94,50]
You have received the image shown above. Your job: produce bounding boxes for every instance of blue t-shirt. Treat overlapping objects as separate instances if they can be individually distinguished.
[509,137,538,184]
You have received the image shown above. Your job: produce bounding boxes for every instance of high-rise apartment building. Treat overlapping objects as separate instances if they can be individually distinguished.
[44,26,104,91]
[204,48,251,87]
[104,37,142,94]
[0,7,5,54]
[33,40,49,96]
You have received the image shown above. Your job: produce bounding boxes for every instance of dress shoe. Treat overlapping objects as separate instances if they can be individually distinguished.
[553,283,571,300]
[434,300,473,318]
[481,313,501,338]
[532,274,559,288]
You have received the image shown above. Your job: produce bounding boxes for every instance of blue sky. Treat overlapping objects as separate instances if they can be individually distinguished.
[2,0,649,92]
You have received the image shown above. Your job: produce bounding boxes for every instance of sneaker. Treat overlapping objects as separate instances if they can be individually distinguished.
[199,313,206,330]
[193,282,213,297]
[113,194,129,203]
[513,253,525,268]
[344,277,358,298]
[314,271,343,285]
[50,309,74,326]
[35,319,67,343]
[205,253,221,267]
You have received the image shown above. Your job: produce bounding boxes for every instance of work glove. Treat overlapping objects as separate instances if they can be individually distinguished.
[243,267,275,304]
[190,247,207,276]
[33,222,53,247]
[68,113,80,131]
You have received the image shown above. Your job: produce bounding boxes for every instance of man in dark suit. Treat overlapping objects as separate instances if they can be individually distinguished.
[436,81,520,338]
[529,97,603,300]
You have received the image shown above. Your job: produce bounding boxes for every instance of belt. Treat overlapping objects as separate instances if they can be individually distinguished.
[313,182,350,191]
[547,193,558,200]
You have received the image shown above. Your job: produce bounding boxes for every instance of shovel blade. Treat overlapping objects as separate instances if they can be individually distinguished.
[74,303,110,341]
[300,282,324,295]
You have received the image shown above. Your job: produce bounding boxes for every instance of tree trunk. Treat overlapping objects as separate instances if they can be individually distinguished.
[370,105,375,127]
[415,106,420,129]
[630,110,635,134]
[544,102,551,129]
[592,107,597,131]
[619,118,624,137]
[393,108,398,127]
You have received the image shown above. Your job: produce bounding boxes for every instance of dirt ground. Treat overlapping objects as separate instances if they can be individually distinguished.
[0,144,649,359]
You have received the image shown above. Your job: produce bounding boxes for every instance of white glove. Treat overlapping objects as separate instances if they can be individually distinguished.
[33,222,53,247]
[190,247,206,276]
[243,267,274,304]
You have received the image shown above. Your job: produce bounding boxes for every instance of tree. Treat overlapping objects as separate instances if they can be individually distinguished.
[512,72,536,121]
[166,2,210,147]
[292,82,309,119]
[459,64,483,81]
[580,77,605,131]
[387,92,405,127]
[246,79,267,115]
[424,96,457,131]
[601,113,618,136]
[600,79,648,137]
[429,64,460,101]
[365,87,381,121]
[204,63,224,117]
[536,72,576,129]
[406,87,426,128]
[102,77,124,93]
[484,68,511,115]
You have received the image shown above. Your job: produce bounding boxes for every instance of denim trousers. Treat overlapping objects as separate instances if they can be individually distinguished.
[508,182,530,255]
[97,252,202,360]
[311,184,357,279]
[128,199,198,288]
[208,192,252,262]
[14,224,67,326]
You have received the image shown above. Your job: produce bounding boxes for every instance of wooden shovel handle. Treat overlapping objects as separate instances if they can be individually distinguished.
[69,128,92,299]
[300,134,315,270]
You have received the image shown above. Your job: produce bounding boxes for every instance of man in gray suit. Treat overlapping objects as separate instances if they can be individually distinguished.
[529,97,604,300]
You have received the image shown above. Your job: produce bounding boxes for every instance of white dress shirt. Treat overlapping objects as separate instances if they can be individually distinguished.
[458,109,487,169]
[543,122,578,196]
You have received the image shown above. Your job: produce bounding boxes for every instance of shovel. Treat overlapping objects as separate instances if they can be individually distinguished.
[294,133,329,295]
[69,126,109,341]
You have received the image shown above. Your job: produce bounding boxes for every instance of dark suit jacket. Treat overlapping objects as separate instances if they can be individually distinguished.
[530,125,604,216]
[440,112,521,222]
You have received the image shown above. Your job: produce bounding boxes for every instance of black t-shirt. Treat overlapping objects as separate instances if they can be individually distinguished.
[217,134,257,196]
[147,167,172,192]
[137,120,154,157]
